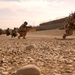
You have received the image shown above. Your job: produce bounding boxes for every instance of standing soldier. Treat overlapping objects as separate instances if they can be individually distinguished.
[18,21,28,39]
[63,12,75,39]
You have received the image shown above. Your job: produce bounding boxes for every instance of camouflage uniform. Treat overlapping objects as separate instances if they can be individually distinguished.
[18,21,28,39]
[11,28,17,37]
[63,13,75,39]
[0,28,3,35]
[5,28,10,36]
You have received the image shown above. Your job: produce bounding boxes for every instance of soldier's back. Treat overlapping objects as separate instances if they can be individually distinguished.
[18,24,27,32]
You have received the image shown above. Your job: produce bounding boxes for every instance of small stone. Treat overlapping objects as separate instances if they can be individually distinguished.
[26,44,37,50]
[72,58,75,61]
[26,45,35,50]
[0,59,3,66]
[0,67,5,70]
[11,71,16,75]
[65,59,73,64]
[1,72,8,75]
[53,73,61,75]
[65,70,72,73]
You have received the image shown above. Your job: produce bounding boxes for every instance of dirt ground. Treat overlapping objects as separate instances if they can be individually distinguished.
[0,29,75,75]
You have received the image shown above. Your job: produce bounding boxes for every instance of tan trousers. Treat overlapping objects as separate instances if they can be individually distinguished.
[18,31,27,39]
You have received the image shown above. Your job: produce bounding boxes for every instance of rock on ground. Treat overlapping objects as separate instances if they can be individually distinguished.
[0,29,75,75]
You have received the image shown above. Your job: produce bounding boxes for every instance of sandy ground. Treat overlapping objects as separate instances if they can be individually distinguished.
[0,29,75,75]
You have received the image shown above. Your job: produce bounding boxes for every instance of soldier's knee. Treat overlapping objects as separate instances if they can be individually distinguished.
[67,31,73,35]
[66,27,73,34]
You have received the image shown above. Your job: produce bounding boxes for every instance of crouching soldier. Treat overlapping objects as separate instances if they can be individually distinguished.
[5,28,10,36]
[18,21,28,39]
[11,28,17,38]
[63,12,75,39]
[0,28,3,35]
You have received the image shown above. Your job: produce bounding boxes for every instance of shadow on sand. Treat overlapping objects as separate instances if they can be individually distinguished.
[55,37,74,40]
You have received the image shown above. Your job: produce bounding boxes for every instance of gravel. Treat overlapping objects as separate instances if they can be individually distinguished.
[0,30,75,75]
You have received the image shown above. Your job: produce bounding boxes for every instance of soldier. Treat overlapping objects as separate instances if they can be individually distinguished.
[5,28,10,36]
[63,12,75,39]
[18,21,28,39]
[11,28,17,38]
[0,28,3,35]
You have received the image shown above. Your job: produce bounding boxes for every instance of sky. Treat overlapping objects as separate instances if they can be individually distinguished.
[0,0,75,29]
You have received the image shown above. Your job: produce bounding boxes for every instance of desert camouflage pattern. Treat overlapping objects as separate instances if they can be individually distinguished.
[5,28,11,36]
[18,21,28,39]
[4,25,32,39]
[11,28,17,38]
[63,12,75,39]
[11,26,32,39]
[5,28,17,37]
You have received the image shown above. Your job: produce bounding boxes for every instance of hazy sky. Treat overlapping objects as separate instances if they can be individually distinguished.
[0,0,75,29]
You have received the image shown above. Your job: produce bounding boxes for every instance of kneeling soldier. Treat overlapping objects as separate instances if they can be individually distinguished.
[18,21,28,39]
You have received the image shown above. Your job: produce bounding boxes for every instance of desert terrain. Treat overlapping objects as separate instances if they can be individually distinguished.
[0,29,75,75]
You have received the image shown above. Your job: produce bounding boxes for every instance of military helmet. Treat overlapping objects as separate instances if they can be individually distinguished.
[24,21,28,25]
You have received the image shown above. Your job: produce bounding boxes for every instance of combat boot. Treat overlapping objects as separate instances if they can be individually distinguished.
[63,34,66,39]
